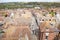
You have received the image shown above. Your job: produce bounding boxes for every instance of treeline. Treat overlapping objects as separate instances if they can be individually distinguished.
[0,2,60,9]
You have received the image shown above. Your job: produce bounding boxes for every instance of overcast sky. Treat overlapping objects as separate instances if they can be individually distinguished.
[0,0,60,3]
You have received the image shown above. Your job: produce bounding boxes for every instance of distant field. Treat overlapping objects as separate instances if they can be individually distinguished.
[0,2,60,9]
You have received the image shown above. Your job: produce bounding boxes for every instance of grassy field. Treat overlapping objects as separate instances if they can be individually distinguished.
[0,2,60,9]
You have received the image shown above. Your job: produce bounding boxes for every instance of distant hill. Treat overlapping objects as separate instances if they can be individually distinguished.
[0,2,60,9]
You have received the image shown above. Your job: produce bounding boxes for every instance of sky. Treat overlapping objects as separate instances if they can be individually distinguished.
[0,0,60,3]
